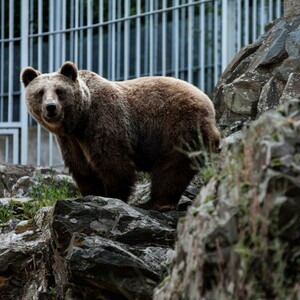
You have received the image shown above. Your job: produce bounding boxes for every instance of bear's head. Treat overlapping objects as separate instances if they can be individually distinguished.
[21,61,90,135]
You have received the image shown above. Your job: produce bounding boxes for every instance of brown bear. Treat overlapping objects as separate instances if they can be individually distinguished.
[21,61,220,210]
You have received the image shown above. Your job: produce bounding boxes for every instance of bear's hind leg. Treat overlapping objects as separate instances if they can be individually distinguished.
[147,156,196,210]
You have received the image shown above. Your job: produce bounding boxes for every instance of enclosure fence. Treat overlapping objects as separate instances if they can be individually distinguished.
[0,0,283,166]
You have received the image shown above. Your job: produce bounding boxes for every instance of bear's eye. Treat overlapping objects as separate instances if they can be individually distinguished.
[38,90,44,97]
[56,88,65,96]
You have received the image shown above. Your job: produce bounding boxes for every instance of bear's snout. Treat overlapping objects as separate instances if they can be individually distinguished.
[43,102,61,121]
[46,103,57,115]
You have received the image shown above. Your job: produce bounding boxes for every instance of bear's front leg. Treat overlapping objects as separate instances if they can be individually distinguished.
[72,172,105,197]
[100,166,137,202]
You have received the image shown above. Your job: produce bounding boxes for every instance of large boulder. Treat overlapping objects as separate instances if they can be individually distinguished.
[214,14,300,136]
[154,98,300,299]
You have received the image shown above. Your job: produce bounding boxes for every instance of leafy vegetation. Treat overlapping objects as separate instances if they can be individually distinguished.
[0,172,79,224]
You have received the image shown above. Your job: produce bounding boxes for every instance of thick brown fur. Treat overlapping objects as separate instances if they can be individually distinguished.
[21,61,220,210]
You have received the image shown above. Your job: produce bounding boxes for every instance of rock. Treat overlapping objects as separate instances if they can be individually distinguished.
[279,72,300,104]
[154,98,300,299]
[284,0,300,17]
[0,208,52,300]
[50,196,180,299]
[214,14,300,136]
[0,163,35,197]
[285,29,300,57]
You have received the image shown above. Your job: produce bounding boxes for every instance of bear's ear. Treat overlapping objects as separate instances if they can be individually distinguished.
[60,61,78,81]
[20,67,41,87]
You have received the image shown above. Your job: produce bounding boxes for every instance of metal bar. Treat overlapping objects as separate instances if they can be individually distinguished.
[87,0,93,69]
[214,0,219,85]
[237,0,241,51]
[276,0,281,18]
[221,0,228,71]
[8,0,14,123]
[37,0,43,166]
[20,0,29,164]
[172,0,179,78]
[0,0,5,122]
[245,0,249,45]
[149,0,154,76]
[124,0,130,80]
[61,0,66,62]
[179,3,185,79]
[110,0,116,80]
[135,0,141,77]
[79,0,84,67]
[144,1,149,75]
[5,136,9,162]
[200,3,205,89]
[26,0,214,39]
[98,0,103,75]
[252,0,257,41]
[261,0,265,35]
[48,0,55,165]
[74,0,79,65]
[187,0,194,83]
[116,0,122,79]
[153,0,158,75]
[161,0,167,76]
[269,0,273,21]
[12,130,18,164]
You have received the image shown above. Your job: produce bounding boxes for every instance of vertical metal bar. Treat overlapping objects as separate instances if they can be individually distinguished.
[29,0,34,66]
[13,131,18,164]
[61,0,66,62]
[269,0,273,21]
[260,0,265,35]
[187,0,194,83]
[55,0,61,69]
[87,0,93,70]
[70,0,74,61]
[179,3,185,79]
[124,0,130,80]
[276,0,281,18]
[116,0,121,79]
[221,0,228,71]
[214,0,219,85]
[0,0,4,122]
[8,0,14,123]
[37,0,43,166]
[144,1,149,75]
[135,0,141,77]
[20,0,29,164]
[49,0,55,165]
[162,0,167,76]
[153,0,158,75]
[149,0,154,76]
[200,3,205,90]
[172,0,179,78]
[245,0,250,46]
[74,0,79,65]
[98,0,103,75]
[111,0,116,80]
[252,0,257,41]
[237,0,241,51]
[5,136,9,162]
[79,0,84,68]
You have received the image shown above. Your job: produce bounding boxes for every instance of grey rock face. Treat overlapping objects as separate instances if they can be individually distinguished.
[154,98,300,299]
[51,197,180,299]
[215,15,300,136]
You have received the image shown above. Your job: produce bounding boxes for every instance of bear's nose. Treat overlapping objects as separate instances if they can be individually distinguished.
[46,103,57,115]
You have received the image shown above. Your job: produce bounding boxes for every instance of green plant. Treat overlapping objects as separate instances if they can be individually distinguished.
[25,173,79,219]
[0,205,14,223]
